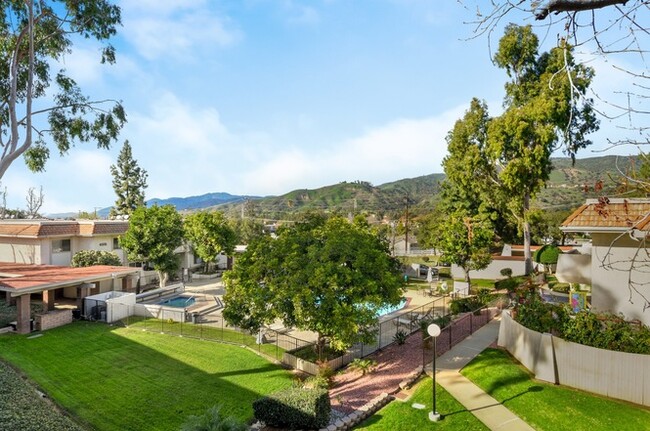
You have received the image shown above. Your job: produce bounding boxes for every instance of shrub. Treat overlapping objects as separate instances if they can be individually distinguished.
[562,312,650,354]
[450,296,483,315]
[422,256,430,262]
[533,245,562,265]
[292,344,345,362]
[316,361,335,387]
[348,358,377,375]
[181,405,247,431]
[393,329,407,345]
[495,276,525,292]
[302,375,331,390]
[253,387,330,430]
[420,315,451,341]
[500,267,513,278]
[71,250,122,267]
[515,296,568,334]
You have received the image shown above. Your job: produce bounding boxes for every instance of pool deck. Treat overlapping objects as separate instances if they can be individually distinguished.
[182,278,446,342]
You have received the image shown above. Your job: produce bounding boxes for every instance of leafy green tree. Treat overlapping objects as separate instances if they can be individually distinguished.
[184,211,236,273]
[71,250,122,267]
[77,211,98,220]
[0,1,125,179]
[435,99,496,286]
[120,205,183,287]
[223,214,404,356]
[488,24,598,273]
[109,141,148,217]
[528,208,572,245]
[468,1,647,147]
[438,210,494,286]
[415,208,445,253]
[229,199,266,244]
[533,244,562,273]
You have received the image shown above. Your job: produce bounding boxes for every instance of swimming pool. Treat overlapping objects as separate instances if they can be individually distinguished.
[376,298,407,317]
[158,295,196,308]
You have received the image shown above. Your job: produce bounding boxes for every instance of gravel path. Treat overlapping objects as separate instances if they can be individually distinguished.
[329,308,499,413]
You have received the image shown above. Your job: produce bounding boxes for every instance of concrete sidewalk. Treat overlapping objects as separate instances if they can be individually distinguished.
[426,317,535,431]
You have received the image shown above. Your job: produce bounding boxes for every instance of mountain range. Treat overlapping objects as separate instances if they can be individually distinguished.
[48,155,637,219]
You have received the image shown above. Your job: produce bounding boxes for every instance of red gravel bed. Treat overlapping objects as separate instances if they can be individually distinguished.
[329,308,500,413]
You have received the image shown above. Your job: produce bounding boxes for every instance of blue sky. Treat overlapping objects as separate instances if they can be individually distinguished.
[3,1,640,214]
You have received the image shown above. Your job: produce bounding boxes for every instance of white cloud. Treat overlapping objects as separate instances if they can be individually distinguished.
[121,92,466,202]
[282,1,320,25]
[123,92,241,199]
[3,150,114,214]
[57,46,106,87]
[119,1,240,60]
[238,106,466,195]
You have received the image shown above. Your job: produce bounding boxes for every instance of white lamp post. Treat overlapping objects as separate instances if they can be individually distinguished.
[427,323,441,422]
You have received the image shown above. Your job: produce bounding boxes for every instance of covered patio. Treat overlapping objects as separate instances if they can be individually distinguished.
[0,263,140,334]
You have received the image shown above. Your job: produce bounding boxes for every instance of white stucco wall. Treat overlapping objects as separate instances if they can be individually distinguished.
[556,253,592,285]
[451,257,527,280]
[51,250,72,266]
[591,233,650,325]
[0,238,42,264]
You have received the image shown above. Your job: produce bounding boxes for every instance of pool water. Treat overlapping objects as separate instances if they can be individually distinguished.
[158,296,196,308]
[376,298,407,317]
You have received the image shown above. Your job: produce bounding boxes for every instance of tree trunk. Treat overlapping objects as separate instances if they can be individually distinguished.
[464,266,471,294]
[158,271,168,288]
[316,333,325,362]
[523,192,533,275]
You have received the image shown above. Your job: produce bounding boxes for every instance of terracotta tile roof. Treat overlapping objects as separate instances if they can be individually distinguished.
[0,262,139,293]
[78,221,128,236]
[0,223,41,237]
[0,220,128,238]
[561,199,650,232]
[38,224,80,236]
[492,255,525,261]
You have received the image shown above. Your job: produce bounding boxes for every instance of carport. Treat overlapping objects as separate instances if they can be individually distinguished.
[0,263,140,334]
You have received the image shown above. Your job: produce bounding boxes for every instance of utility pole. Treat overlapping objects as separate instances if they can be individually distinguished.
[404,193,410,256]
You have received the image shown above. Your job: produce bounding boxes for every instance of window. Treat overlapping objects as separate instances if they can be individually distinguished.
[113,237,120,249]
[52,239,71,253]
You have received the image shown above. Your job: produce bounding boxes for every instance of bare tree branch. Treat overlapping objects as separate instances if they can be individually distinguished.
[535,0,630,20]
[25,186,44,218]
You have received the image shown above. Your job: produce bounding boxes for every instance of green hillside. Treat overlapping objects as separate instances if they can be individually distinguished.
[214,155,635,219]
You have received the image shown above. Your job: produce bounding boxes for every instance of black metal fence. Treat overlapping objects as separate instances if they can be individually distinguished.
[344,295,453,360]
[421,295,508,368]
[102,293,481,369]
[112,304,312,362]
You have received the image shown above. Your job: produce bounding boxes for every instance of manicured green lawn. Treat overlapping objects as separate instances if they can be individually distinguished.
[0,322,293,431]
[124,317,285,359]
[354,378,488,431]
[461,349,650,431]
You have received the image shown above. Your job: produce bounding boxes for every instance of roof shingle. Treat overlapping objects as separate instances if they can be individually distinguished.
[561,199,650,232]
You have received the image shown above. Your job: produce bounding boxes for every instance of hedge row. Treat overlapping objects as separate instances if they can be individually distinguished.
[253,387,330,429]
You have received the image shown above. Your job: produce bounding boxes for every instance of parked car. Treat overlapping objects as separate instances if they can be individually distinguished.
[419,265,439,277]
